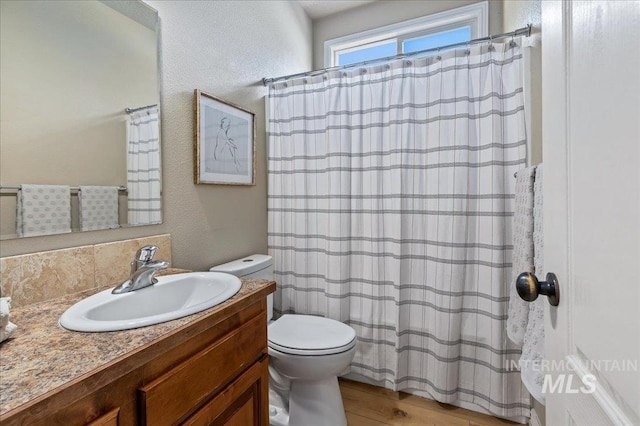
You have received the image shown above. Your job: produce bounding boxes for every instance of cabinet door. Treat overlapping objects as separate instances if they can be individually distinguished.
[139,313,267,425]
[85,408,119,426]
[182,356,269,426]
[223,396,254,426]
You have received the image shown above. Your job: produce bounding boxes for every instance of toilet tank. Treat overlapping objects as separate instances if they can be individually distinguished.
[210,254,274,321]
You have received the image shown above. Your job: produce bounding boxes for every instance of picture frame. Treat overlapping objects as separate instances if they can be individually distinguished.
[194,90,256,185]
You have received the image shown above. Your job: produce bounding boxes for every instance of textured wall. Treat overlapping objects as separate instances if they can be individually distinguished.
[141,0,311,270]
[312,0,504,69]
[0,1,312,274]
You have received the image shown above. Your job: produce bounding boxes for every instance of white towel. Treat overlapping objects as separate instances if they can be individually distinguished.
[507,166,536,346]
[16,184,71,237]
[521,164,545,404]
[0,322,17,343]
[0,297,16,343]
[0,295,8,328]
[1,296,12,315]
[78,186,120,231]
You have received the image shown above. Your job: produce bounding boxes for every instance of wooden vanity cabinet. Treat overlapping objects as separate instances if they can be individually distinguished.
[138,311,267,425]
[1,290,273,426]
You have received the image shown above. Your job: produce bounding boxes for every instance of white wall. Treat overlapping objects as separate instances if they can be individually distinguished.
[0,1,313,273]
[313,0,504,69]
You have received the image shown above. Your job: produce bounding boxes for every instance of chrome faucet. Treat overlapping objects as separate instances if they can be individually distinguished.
[130,245,159,275]
[112,245,169,294]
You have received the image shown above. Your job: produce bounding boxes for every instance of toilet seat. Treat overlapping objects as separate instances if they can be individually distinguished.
[268,314,357,356]
[268,338,357,356]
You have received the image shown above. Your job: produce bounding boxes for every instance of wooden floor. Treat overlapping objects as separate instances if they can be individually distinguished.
[339,379,518,426]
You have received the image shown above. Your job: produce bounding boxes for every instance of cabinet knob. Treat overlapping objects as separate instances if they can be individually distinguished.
[516,272,560,306]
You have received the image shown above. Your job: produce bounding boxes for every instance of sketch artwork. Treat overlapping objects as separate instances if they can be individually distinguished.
[195,90,255,185]
[214,117,240,171]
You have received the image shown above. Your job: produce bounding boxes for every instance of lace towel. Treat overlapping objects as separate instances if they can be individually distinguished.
[521,164,545,404]
[507,166,536,346]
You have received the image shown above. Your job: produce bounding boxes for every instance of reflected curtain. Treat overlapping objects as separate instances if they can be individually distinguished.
[126,107,161,225]
[267,42,530,418]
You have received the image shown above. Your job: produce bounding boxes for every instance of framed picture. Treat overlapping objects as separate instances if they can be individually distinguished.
[194,90,256,185]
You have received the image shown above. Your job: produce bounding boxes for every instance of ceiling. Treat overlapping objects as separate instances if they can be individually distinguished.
[298,0,377,20]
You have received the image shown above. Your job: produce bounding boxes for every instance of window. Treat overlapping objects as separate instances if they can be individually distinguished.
[325,2,488,67]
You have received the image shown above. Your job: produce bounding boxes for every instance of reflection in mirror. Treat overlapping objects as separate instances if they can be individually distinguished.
[0,0,161,240]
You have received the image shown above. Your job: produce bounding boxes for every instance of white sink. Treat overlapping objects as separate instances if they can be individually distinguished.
[60,272,242,332]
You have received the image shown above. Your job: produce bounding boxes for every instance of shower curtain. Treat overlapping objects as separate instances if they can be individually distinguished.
[126,107,161,225]
[268,42,529,418]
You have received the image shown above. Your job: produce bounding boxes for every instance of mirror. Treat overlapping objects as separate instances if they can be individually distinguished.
[0,0,161,240]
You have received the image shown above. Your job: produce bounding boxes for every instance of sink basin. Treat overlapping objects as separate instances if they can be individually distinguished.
[60,272,242,332]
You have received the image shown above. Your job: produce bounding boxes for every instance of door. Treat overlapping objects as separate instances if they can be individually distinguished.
[542,1,640,424]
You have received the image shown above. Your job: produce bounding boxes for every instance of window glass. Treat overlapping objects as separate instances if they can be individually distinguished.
[337,41,397,66]
[402,26,472,54]
[325,2,487,67]
[335,26,473,67]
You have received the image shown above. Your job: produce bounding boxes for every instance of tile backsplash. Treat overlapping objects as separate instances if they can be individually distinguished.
[0,234,171,308]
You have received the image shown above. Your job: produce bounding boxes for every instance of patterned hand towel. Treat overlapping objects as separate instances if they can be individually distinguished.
[78,186,120,231]
[16,184,71,237]
[507,166,536,346]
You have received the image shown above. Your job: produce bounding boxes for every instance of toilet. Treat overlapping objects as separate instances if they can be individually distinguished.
[210,255,357,426]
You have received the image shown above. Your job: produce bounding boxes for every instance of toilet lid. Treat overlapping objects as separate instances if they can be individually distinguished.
[268,314,356,354]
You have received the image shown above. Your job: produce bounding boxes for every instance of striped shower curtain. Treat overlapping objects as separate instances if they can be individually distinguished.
[126,107,161,225]
[267,42,529,418]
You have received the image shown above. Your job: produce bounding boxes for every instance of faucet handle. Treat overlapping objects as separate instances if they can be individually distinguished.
[135,245,158,262]
[130,245,158,274]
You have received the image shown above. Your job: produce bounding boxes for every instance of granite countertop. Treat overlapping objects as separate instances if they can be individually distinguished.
[0,271,274,416]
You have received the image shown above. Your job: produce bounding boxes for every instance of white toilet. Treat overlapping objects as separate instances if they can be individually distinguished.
[210,255,357,426]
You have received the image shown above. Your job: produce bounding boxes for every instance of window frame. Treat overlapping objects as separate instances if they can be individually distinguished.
[324,1,489,67]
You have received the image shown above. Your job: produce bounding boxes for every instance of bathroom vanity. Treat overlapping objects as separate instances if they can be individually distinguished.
[0,277,275,426]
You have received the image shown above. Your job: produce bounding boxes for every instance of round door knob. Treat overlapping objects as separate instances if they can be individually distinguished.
[516,272,560,306]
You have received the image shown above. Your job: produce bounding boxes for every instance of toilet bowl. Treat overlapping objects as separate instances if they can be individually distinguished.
[210,255,357,426]
[268,314,356,426]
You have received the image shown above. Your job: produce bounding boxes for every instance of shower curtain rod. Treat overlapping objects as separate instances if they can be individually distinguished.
[124,104,157,114]
[262,24,531,86]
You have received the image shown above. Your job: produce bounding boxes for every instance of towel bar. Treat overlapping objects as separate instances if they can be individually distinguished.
[0,185,127,192]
